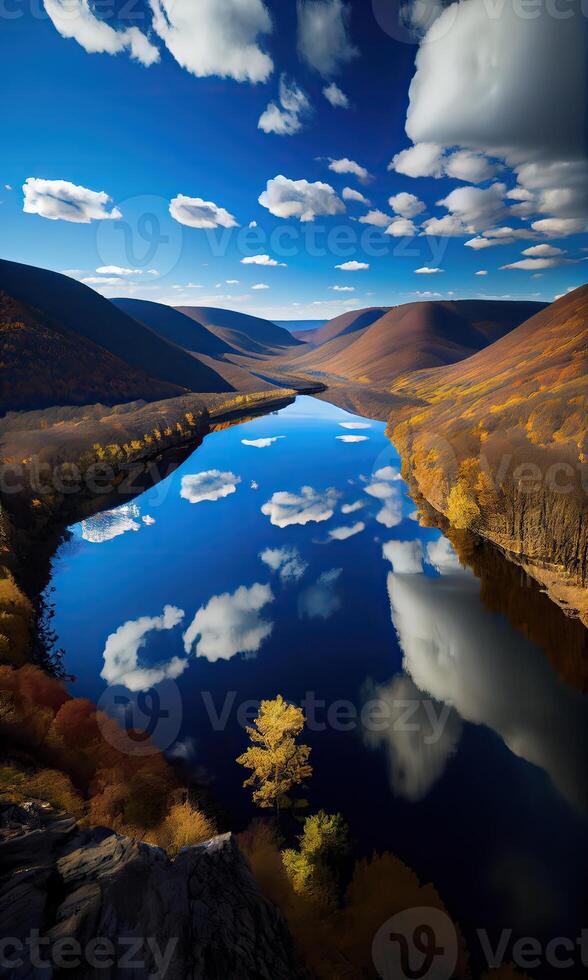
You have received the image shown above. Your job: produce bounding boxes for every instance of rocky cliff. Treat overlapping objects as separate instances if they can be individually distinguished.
[0,802,307,980]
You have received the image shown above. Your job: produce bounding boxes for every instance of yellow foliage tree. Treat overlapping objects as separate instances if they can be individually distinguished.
[236,695,312,818]
[447,479,481,530]
[282,810,350,911]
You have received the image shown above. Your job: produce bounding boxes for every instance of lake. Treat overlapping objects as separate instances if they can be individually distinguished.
[47,395,588,971]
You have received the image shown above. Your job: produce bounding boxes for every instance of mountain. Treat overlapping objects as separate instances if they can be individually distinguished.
[388,286,588,623]
[305,299,547,384]
[273,319,327,338]
[175,306,302,356]
[298,307,391,346]
[0,260,233,393]
[0,292,181,414]
[112,298,235,358]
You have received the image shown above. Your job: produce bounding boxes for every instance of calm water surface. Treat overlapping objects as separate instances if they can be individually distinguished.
[48,396,588,964]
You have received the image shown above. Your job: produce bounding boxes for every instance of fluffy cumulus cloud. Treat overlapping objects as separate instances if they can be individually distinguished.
[261,485,340,527]
[443,150,499,184]
[241,253,284,266]
[259,545,308,582]
[149,0,273,83]
[426,537,464,575]
[328,521,365,541]
[385,217,417,238]
[382,539,424,574]
[323,82,349,108]
[339,421,371,429]
[390,143,444,179]
[258,74,311,135]
[365,468,404,528]
[335,260,368,271]
[101,605,187,692]
[298,568,342,619]
[23,178,121,223]
[389,192,425,219]
[342,187,370,205]
[81,503,141,543]
[363,674,462,803]
[522,243,565,258]
[500,257,573,271]
[400,0,588,234]
[183,583,274,662]
[422,183,508,237]
[341,499,366,514]
[358,209,392,228]
[297,0,357,77]
[259,176,345,222]
[336,434,369,443]
[169,195,238,229]
[43,0,159,66]
[328,158,371,183]
[181,470,241,504]
[415,266,443,274]
[242,436,284,447]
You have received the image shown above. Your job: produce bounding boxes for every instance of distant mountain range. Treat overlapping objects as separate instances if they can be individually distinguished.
[273,319,327,335]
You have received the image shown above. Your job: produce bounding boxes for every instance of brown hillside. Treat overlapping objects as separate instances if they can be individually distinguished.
[388,285,588,622]
[0,292,182,415]
[298,307,391,347]
[313,299,547,384]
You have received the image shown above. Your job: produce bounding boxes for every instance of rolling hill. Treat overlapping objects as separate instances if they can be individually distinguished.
[0,260,233,394]
[295,307,391,346]
[112,298,235,358]
[0,292,181,414]
[388,285,588,623]
[302,299,547,384]
[175,306,302,356]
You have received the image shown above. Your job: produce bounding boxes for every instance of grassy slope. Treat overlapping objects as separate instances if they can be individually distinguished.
[387,285,588,622]
[0,292,183,413]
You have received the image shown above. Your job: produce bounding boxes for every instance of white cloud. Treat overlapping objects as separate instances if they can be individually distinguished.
[23,177,121,224]
[500,257,571,271]
[385,217,417,238]
[261,485,340,527]
[169,194,238,229]
[142,515,156,525]
[426,537,464,575]
[401,0,588,234]
[323,81,349,108]
[252,282,269,289]
[358,209,392,227]
[522,244,565,257]
[43,0,159,66]
[260,545,308,582]
[336,435,369,443]
[331,285,355,292]
[328,521,365,540]
[382,539,424,574]
[374,466,401,481]
[181,470,241,504]
[475,270,488,276]
[297,0,357,77]
[241,253,284,266]
[241,436,284,447]
[258,75,310,135]
[415,266,443,274]
[81,503,142,543]
[335,260,369,271]
[364,481,396,500]
[340,422,371,429]
[375,495,404,528]
[328,157,371,182]
[389,192,425,219]
[342,186,371,205]
[531,217,586,237]
[341,499,366,514]
[426,183,508,236]
[420,215,468,237]
[149,0,273,83]
[259,175,345,222]
[443,150,499,184]
[101,605,187,692]
[183,583,274,662]
[96,265,141,275]
[363,674,462,803]
[298,568,342,620]
[390,143,444,178]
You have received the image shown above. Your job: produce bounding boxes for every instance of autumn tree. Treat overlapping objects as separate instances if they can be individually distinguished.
[236,695,312,818]
[282,810,350,911]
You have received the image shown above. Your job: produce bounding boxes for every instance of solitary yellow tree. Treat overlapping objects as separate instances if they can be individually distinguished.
[237,695,312,818]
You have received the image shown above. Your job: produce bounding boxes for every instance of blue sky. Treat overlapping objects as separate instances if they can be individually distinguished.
[1,0,586,320]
